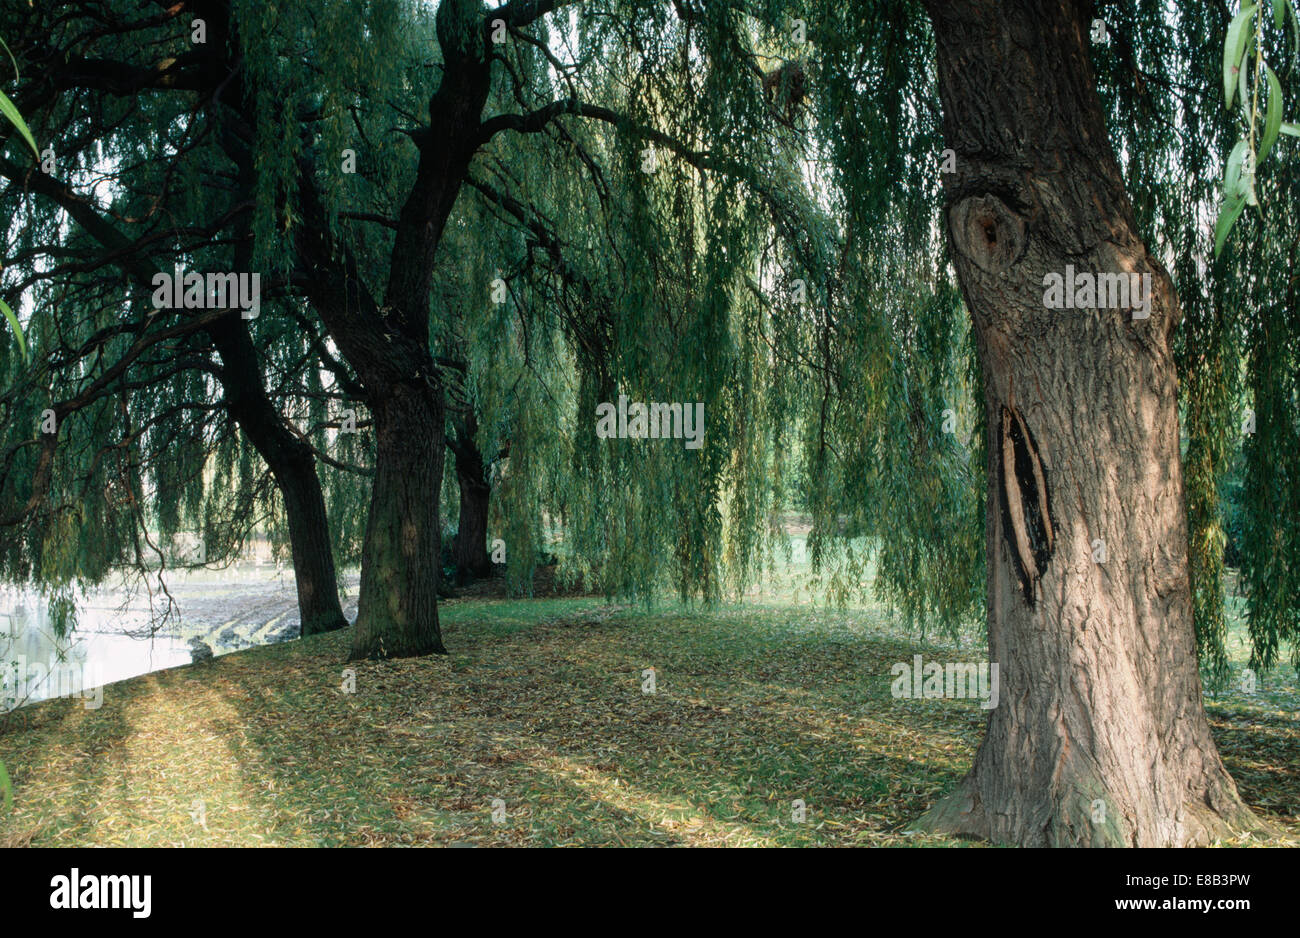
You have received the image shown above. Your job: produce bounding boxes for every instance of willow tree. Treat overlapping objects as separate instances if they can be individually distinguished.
[1209,4,1300,685]
[0,174,358,637]
[733,0,1290,846]
[0,1,361,636]
[912,0,1262,846]
[5,0,1292,846]
[219,0,832,653]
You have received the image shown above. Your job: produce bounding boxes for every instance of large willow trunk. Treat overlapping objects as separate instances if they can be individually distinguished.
[349,382,448,658]
[918,0,1261,846]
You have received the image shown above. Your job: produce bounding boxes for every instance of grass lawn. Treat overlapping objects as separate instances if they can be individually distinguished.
[1,592,1296,847]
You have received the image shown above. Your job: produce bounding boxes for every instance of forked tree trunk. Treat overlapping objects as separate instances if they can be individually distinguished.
[349,381,448,658]
[917,0,1263,846]
[450,416,493,585]
[337,0,491,657]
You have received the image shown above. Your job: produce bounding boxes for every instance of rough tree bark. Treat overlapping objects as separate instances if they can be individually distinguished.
[449,413,493,585]
[346,381,447,657]
[916,0,1264,846]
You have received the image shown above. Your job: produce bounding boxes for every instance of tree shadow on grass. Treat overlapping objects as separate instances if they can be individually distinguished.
[0,679,136,845]
[208,607,984,846]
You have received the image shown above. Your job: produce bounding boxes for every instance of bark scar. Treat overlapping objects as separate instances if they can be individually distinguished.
[998,405,1055,605]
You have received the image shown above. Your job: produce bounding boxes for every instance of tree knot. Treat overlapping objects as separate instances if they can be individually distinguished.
[951,194,1027,273]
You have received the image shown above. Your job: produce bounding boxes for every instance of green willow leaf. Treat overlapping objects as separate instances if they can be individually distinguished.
[1280,120,1300,135]
[0,296,26,362]
[1273,0,1287,28]
[1215,192,1249,257]
[1225,4,1258,110]
[0,87,38,159]
[1259,64,1284,161]
[1238,42,1253,120]
[0,35,19,81]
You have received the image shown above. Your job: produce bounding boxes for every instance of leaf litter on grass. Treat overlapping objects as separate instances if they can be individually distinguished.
[0,594,1294,847]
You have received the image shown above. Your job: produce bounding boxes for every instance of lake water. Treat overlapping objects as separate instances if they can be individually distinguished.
[0,566,358,710]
